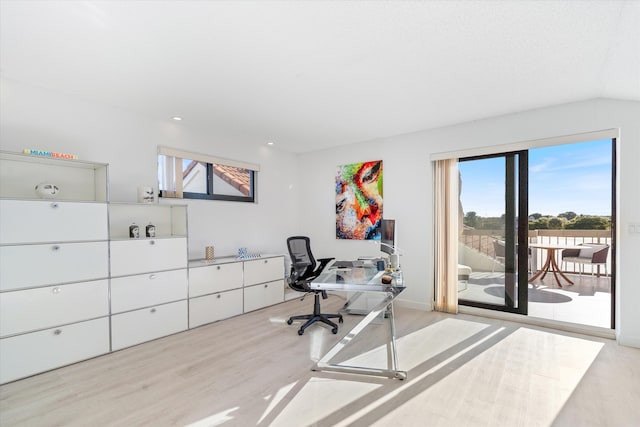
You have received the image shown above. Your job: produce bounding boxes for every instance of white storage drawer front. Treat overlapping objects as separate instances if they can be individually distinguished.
[111,300,187,351]
[0,279,109,337]
[0,317,110,384]
[243,257,284,286]
[244,280,284,312]
[0,242,109,291]
[111,269,187,314]
[0,200,108,244]
[110,238,187,277]
[189,288,243,328]
[189,262,243,298]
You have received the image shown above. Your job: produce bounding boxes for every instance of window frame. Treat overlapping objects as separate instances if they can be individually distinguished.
[158,146,259,203]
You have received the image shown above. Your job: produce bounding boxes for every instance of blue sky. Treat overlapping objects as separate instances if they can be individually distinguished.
[458,139,612,217]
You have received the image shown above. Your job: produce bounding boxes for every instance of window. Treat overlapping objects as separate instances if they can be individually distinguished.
[158,147,259,202]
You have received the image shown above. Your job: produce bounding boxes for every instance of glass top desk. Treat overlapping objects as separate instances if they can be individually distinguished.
[309,263,407,380]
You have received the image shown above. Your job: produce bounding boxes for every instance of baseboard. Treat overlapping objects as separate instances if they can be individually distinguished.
[617,334,640,348]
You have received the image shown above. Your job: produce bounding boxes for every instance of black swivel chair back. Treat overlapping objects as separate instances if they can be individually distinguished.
[286,236,343,335]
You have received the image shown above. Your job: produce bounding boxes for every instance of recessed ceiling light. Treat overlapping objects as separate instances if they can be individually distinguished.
[172,116,183,121]
[266,141,275,146]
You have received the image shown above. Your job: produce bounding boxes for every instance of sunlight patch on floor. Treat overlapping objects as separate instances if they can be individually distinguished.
[368,327,604,426]
[268,377,381,427]
[258,381,298,424]
[184,406,239,427]
[340,317,491,371]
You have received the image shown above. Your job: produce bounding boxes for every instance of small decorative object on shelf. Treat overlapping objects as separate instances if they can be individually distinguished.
[205,246,215,261]
[137,186,156,203]
[237,248,261,259]
[129,222,140,238]
[34,182,60,199]
[145,222,156,238]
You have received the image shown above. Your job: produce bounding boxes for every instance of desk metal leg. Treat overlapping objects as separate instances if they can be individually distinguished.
[312,288,407,380]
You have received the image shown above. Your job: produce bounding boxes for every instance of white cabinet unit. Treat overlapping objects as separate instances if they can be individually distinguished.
[0,200,108,244]
[244,257,285,286]
[0,280,109,337]
[0,318,110,384]
[0,151,110,384]
[111,300,188,351]
[189,289,243,328]
[108,203,188,350]
[189,261,243,298]
[0,242,109,291]
[111,270,187,314]
[188,255,284,328]
[110,238,187,276]
[244,280,285,313]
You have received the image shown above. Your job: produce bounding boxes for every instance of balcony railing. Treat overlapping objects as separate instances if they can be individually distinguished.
[460,229,612,276]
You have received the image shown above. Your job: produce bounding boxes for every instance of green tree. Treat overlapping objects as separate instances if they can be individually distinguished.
[558,211,577,220]
[565,215,610,230]
[529,217,550,230]
[547,217,566,229]
[464,211,479,228]
[529,212,542,220]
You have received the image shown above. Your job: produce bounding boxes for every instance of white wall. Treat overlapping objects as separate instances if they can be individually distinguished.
[0,78,300,260]
[297,98,640,348]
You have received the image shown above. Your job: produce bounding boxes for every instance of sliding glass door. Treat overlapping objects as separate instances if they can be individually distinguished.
[457,151,529,314]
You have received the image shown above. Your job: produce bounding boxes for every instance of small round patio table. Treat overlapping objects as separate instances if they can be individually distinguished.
[528,243,589,287]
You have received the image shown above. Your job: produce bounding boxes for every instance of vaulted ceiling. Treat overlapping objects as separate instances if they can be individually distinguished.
[1,1,638,153]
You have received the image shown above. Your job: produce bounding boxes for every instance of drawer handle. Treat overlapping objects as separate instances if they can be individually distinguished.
[149,274,156,280]
[52,245,60,251]
[150,308,157,313]
[264,260,268,263]
[53,329,62,335]
[264,284,268,288]
[149,240,155,245]
[52,287,61,294]
[50,203,59,209]
[217,294,221,299]
[216,266,221,270]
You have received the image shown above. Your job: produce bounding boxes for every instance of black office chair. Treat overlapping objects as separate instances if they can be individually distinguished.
[286,236,343,335]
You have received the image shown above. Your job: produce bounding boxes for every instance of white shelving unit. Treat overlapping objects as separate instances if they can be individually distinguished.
[0,150,286,384]
[0,151,110,384]
[108,203,189,351]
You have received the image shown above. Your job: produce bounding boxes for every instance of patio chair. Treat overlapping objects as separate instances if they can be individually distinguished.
[561,243,609,277]
[492,240,505,272]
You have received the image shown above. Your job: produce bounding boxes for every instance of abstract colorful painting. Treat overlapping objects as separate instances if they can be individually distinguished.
[336,160,383,240]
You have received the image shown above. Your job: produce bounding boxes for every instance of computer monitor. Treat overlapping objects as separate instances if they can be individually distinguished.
[380,219,396,255]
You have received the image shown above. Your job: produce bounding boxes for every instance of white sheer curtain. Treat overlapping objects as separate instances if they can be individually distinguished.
[433,158,459,313]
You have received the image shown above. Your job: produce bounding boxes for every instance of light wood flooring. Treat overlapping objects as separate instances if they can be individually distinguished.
[1,295,639,427]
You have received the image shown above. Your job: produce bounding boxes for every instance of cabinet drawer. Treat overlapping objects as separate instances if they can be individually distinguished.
[0,279,109,337]
[110,238,187,277]
[111,300,187,351]
[244,279,284,312]
[0,241,109,291]
[0,200,108,244]
[189,288,243,328]
[189,262,243,297]
[111,269,187,314]
[0,317,110,384]
[243,257,284,286]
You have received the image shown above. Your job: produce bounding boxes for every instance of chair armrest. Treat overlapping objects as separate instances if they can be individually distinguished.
[591,246,609,263]
[316,257,335,273]
[562,248,580,259]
